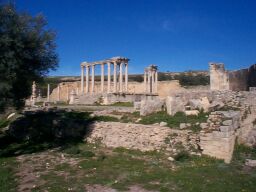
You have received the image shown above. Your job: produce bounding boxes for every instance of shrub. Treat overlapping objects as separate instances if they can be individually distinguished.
[174,151,190,162]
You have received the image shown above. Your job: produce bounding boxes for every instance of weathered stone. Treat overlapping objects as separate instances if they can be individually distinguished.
[185,110,199,116]
[189,97,210,112]
[209,101,225,111]
[180,123,187,129]
[245,159,256,167]
[166,96,185,116]
[140,99,165,116]
[167,157,174,161]
[222,120,233,126]
[200,123,208,129]
[159,122,168,127]
[220,126,232,132]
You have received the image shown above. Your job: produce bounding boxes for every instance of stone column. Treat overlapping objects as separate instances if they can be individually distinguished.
[119,63,123,92]
[147,71,151,93]
[155,71,158,93]
[80,66,84,94]
[144,71,147,93]
[85,65,90,94]
[101,63,104,93]
[31,81,36,105]
[47,84,50,102]
[107,62,111,93]
[91,64,95,94]
[152,70,155,93]
[125,63,128,92]
[113,62,117,92]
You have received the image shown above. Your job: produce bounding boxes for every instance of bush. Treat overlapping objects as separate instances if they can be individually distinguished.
[174,74,209,86]
[174,151,190,162]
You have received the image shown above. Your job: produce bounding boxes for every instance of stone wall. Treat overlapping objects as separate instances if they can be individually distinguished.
[49,80,182,102]
[228,69,249,91]
[86,121,196,152]
[199,111,240,163]
[209,63,229,90]
[209,63,256,91]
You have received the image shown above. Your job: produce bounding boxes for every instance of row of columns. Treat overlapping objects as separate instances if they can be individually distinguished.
[81,62,128,94]
[144,66,158,94]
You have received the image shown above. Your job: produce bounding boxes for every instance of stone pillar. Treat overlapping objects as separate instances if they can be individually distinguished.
[85,65,90,94]
[81,66,84,94]
[155,71,158,93]
[125,63,128,92]
[31,81,36,105]
[119,63,123,92]
[101,63,104,93]
[152,70,155,93]
[91,64,95,94]
[107,62,111,93]
[69,90,76,105]
[113,62,117,92]
[47,84,50,102]
[147,71,151,93]
[144,71,147,93]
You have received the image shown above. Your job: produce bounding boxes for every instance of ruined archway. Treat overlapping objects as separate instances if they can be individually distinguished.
[248,64,256,89]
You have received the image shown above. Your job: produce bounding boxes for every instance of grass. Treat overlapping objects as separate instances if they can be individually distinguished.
[0,157,17,192]
[109,102,134,107]
[0,119,9,129]
[1,136,256,192]
[139,111,208,129]
[31,143,256,192]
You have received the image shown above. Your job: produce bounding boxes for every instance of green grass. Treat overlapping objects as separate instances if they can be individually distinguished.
[109,102,134,107]
[0,119,9,129]
[139,111,208,129]
[0,157,17,192]
[27,142,256,192]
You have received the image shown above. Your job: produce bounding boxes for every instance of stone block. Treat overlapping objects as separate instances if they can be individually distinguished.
[140,99,164,116]
[220,125,232,132]
[185,110,199,116]
[166,96,185,116]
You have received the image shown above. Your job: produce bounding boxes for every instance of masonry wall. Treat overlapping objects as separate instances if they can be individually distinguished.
[228,69,249,91]
[209,63,229,90]
[49,80,182,102]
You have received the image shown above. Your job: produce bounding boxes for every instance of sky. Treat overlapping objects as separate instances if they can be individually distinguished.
[13,0,256,76]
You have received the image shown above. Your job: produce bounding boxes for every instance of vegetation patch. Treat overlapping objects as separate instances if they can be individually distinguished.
[0,157,17,192]
[139,111,208,129]
[109,102,134,107]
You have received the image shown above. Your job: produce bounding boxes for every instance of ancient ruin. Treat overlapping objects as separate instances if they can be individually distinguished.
[144,65,158,93]
[210,62,256,91]
[80,56,129,94]
[25,59,256,164]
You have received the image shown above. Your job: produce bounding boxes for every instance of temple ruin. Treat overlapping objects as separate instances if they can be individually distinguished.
[144,65,158,94]
[210,62,256,91]
[80,56,129,94]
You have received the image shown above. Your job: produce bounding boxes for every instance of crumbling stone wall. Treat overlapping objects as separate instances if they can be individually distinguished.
[209,63,256,91]
[229,69,249,91]
[209,63,229,90]
[199,111,240,163]
[49,80,182,102]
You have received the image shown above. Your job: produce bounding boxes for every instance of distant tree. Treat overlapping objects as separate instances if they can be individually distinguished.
[174,74,209,86]
[132,75,144,82]
[0,4,58,112]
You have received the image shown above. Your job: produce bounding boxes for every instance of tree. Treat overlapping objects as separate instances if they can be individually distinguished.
[0,4,58,112]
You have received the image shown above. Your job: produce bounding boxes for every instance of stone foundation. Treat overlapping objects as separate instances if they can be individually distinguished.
[199,111,240,163]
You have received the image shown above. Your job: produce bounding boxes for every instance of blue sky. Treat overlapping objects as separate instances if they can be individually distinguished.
[15,0,256,76]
